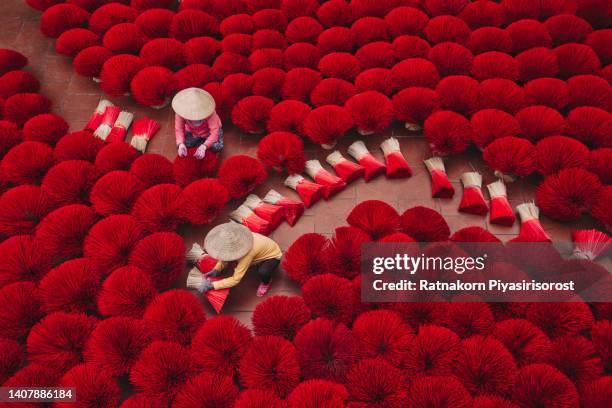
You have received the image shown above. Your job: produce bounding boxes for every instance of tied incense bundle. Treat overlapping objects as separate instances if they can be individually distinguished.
[511,202,551,242]
[424,157,454,198]
[284,174,325,208]
[326,150,365,183]
[130,117,161,153]
[380,137,412,178]
[185,244,229,314]
[305,159,346,199]
[230,205,273,236]
[93,105,120,140]
[487,180,516,226]
[244,194,284,229]
[571,229,611,260]
[348,140,386,181]
[106,111,134,143]
[84,99,114,132]
[263,189,304,226]
[459,172,488,215]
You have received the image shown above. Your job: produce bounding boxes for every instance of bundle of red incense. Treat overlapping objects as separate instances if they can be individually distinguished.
[84,99,114,132]
[511,202,551,242]
[230,205,273,236]
[186,265,229,314]
[347,140,386,182]
[424,157,454,198]
[380,137,412,178]
[486,180,516,226]
[459,172,488,215]
[326,150,365,183]
[571,229,610,260]
[284,174,325,208]
[263,189,304,226]
[106,111,134,143]
[130,117,161,153]
[244,194,284,229]
[93,105,120,140]
[305,159,346,199]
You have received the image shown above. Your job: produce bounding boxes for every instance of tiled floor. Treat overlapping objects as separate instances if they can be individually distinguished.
[1,0,596,323]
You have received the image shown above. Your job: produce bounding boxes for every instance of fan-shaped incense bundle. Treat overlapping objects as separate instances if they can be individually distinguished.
[244,194,284,229]
[424,157,454,198]
[512,202,551,242]
[130,117,161,153]
[304,159,346,199]
[84,99,114,132]
[487,180,516,226]
[380,137,412,179]
[263,189,304,226]
[571,229,610,260]
[459,172,488,215]
[284,174,325,208]
[230,205,273,236]
[347,140,386,182]
[326,151,365,183]
[106,111,134,143]
[93,105,120,140]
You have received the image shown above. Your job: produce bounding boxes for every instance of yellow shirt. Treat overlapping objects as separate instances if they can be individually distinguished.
[212,233,282,290]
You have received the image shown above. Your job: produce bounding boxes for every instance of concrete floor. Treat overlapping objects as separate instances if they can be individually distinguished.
[1,0,597,324]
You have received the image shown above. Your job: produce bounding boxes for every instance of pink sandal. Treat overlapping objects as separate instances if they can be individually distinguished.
[256,280,272,297]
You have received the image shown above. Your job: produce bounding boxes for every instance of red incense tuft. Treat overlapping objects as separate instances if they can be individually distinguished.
[347,140,386,182]
[347,200,399,240]
[424,157,454,198]
[284,174,325,208]
[571,229,610,260]
[281,233,328,284]
[536,168,602,222]
[263,189,304,226]
[304,159,346,199]
[483,136,536,182]
[459,171,488,215]
[487,180,516,227]
[256,131,305,174]
[230,205,273,236]
[392,87,441,131]
[380,137,412,178]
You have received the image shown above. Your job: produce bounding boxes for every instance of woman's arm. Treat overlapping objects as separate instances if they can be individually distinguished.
[212,254,252,290]
[175,114,186,145]
[204,112,222,148]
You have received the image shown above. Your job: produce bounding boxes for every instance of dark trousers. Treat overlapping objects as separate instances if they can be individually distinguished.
[184,129,224,152]
[256,259,280,284]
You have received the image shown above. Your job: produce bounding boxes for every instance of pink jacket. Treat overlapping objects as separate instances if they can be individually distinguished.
[175,112,222,148]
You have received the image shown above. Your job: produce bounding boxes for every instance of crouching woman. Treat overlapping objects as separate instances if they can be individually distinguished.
[173,87,224,159]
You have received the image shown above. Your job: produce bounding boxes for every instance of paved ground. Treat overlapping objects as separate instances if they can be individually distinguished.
[1,0,596,324]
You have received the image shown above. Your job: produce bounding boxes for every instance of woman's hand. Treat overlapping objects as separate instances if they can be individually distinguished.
[194,144,207,159]
[178,143,188,157]
[198,278,214,294]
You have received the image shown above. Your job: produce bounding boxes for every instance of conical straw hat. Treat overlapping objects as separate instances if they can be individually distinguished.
[172,87,216,120]
[204,222,254,261]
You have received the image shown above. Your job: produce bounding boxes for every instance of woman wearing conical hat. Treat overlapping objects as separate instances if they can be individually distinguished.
[172,87,224,159]
[188,222,282,297]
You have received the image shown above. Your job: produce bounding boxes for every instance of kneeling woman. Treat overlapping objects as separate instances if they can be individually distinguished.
[190,222,282,297]
[173,87,224,159]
